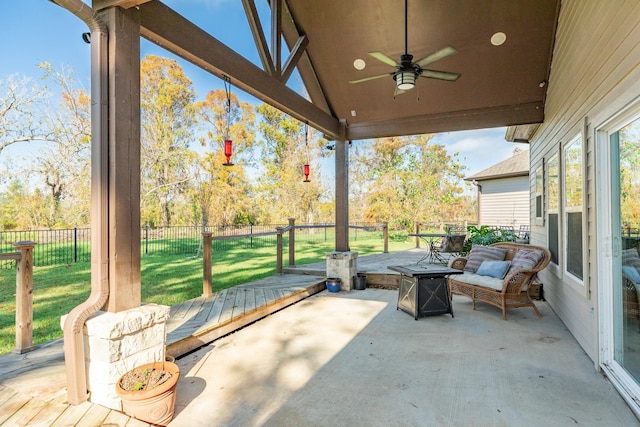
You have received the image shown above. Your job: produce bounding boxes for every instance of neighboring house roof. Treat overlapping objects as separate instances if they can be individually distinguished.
[465,150,530,181]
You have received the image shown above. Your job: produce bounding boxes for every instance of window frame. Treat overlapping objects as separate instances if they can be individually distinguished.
[546,151,561,277]
[561,134,586,288]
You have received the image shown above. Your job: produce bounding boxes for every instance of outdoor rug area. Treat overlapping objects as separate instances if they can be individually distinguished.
[170,288,639,426]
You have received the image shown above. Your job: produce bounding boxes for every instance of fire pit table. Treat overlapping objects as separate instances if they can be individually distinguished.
[389,264,463,320]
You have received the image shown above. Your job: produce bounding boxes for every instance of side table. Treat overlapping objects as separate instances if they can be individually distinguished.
[389,264,463,320]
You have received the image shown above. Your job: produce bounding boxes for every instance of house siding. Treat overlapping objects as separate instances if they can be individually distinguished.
[530,0,640,364]
[478,176,529,229]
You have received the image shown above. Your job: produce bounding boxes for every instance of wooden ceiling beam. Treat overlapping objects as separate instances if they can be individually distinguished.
[138,1,339,138]
[93,0,152,10]
[346,102,545,141]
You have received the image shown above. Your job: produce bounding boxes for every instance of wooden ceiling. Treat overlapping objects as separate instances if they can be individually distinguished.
[100,0,560,141]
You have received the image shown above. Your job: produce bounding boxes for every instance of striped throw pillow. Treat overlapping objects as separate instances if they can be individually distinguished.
[464,244,507,273]
[508,249,544,275]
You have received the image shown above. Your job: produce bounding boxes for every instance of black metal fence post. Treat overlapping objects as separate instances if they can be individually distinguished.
[73,227,78,263]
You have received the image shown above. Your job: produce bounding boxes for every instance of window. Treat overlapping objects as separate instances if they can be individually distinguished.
[547,154,560,265]
[535,164,544,223]
[564,136,584,281]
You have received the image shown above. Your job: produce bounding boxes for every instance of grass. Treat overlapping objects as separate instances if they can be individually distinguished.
[0,232,414,355]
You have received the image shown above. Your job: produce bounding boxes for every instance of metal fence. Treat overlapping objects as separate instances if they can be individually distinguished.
[0,223,387,270]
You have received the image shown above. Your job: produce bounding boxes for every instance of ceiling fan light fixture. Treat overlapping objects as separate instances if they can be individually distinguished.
[396,71,415,90]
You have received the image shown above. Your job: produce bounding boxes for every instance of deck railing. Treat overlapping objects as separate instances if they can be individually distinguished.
[201,220,389,296]
[0,222,390,270]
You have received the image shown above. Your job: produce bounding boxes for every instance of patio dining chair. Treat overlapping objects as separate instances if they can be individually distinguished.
[430,234,466,265]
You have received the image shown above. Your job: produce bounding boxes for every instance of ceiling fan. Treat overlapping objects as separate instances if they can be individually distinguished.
[349,0,461,94]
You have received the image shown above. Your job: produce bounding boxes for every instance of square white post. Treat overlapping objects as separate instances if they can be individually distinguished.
[326,251,358,291]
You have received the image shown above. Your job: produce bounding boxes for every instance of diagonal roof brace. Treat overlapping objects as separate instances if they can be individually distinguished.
[242,0,276,76]
[242,0,309,84]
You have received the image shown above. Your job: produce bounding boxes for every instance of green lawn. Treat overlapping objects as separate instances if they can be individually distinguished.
[0,233,414,355]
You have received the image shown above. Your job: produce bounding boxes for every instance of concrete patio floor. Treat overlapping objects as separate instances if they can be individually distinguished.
[170,288,639,427]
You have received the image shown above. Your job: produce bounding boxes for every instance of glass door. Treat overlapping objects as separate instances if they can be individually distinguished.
[611,116,640,380]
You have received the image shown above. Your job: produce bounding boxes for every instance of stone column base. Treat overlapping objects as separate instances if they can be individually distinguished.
[326,251,358,291]
[63,304,170,410]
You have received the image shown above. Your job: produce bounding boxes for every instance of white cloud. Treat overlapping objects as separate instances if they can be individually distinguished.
[433,128,529,176]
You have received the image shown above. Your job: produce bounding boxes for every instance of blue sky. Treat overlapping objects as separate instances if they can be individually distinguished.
[0,0,528,177]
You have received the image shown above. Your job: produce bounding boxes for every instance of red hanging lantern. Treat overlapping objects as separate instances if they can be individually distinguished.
[223,139,234,166]
[303,163,310,182]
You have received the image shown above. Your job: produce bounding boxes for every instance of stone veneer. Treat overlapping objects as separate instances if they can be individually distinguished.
[326,251,358,291]
[63,304,170,410]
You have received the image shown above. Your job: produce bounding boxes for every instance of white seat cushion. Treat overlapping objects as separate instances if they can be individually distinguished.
[453,272,504,291]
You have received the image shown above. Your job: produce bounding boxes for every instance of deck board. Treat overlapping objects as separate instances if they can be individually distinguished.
[0,389,28,425]
[49,400,92,427]
[170,296,204,320]
[255,287,267,308]
[2,397,48,426]
[217,288,237,324]
[244,288,257,313]
[203,288,226,326]
[231,287,246,319]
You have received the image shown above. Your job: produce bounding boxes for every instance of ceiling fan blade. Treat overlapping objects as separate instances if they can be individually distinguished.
[420,69,461,81]
[349,73,392,84]
[368,51,399,67]
[414,46,457,68]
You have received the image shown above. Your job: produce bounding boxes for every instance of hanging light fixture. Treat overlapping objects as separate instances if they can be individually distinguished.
[303,122,310,182]
[222,75,234,166]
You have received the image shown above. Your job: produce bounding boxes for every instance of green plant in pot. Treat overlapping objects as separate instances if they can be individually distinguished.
[115,358,180,426]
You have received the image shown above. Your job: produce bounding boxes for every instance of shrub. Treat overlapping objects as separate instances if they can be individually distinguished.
[463,225,517,254]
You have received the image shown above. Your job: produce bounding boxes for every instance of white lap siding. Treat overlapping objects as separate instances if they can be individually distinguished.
[530,0,640,364]
[479,176,530,229]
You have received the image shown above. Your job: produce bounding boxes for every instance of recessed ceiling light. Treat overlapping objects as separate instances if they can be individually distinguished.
[353,58,366,70]
[491,32,507,46]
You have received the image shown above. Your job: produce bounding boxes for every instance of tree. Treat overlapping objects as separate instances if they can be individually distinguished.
[34,63,92,227]
[0,74,47,186]
[193,89,255,227]
[140,55,196,227]
[254,103,325,224]
[351,135,468,231]
[0,74,46,156]
[619,119,640,228]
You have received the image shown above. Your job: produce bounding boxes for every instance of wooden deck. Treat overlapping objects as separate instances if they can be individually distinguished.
[0,249,424,426]
[166,274,327,357]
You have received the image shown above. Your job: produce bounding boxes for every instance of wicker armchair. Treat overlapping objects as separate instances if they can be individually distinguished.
[448,242,551,320]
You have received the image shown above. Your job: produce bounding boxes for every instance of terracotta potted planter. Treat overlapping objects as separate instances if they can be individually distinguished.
[115,360,180,426]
